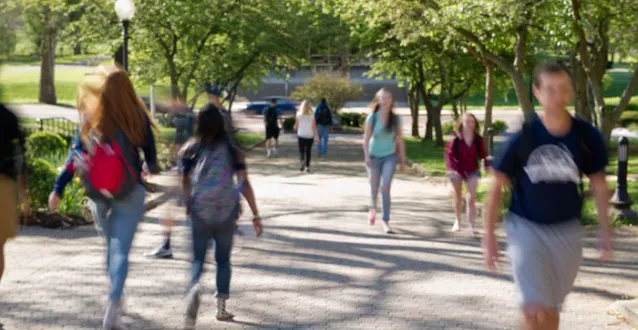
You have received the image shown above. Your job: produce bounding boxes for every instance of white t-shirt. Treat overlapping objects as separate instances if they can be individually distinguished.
[296,114,315,139]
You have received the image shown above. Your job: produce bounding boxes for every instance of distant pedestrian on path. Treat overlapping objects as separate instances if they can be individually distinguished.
[264,98,282,158]
[445,113,488,236]
[145,93,192,260]
[363,88,406,234]
[0,103,29,287]
[145,83,238,259]
[49,64,159,330]
[315,98,333,157]
[181,105,262,328]
[483,62,613,330]
[295,101,319,172]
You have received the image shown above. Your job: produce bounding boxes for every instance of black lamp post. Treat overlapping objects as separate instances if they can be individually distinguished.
[115,0,135,72]
[610,136,637,220]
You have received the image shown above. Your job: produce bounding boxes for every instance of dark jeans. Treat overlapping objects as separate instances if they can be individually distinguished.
[189,219,235,299]
[298,137,314,168]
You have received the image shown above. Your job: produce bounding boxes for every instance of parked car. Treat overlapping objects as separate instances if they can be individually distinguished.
[246,96,299,114]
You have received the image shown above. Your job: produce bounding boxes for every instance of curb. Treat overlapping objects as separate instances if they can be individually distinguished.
[608,300,638,327]
[244,139,266,151]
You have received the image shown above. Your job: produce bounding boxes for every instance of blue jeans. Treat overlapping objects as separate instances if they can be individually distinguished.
[91,184,146,302]
[189,218,235,299]
[317,125,330,156]
[367,154,397,222]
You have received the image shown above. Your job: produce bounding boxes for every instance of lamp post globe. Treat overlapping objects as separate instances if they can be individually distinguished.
[114,0,134,72]
[115,0,135,21]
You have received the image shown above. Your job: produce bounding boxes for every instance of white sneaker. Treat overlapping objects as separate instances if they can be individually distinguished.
[452,221,460,232]
[144,246,173,259]
[266,149,271,158]
[103,301,125,330]
[184,284,201,329]
[215,298,234,321]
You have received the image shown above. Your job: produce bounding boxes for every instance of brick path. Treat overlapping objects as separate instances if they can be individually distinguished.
[1,134,636,329]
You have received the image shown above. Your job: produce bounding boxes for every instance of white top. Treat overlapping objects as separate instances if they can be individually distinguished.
[296,114,315,138]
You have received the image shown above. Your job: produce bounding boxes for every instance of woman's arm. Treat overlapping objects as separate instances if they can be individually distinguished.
[312,118,318,138]
[363,118,373,164]
[141,117,159,174]
[294,114,299,131]
[237,169,259,217]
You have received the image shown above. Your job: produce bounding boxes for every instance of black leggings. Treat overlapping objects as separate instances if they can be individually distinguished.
[298,137,314,167]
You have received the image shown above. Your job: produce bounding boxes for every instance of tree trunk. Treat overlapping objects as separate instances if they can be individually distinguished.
[73,43,82,55]
[600,111,615,146]
[571,51,592,122]
[409,85,420,137]
[39,6,57,105]
[432,107,444,146]
[483,62,495,139]
[451,97,459,120]
[463,93,469,113]
[425,110,433,140]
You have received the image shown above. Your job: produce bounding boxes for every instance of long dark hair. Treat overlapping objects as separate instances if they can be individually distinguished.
[195,105,243,162]
[196,105,228,147]
[370,88,397,132]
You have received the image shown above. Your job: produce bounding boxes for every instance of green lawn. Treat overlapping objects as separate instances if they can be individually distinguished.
[1,67,94,105]
[404,137,451,176]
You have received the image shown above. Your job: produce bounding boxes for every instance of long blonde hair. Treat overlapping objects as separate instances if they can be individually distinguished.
[77,64,155,146]
[297,100,313,116]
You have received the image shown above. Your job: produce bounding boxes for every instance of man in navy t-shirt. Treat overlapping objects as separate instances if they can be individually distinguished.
[483,62,613,330]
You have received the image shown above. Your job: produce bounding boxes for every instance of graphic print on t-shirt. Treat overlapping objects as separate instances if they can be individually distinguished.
[524,144,580,185]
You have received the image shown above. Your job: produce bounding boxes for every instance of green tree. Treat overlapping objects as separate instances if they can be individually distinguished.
[569,0,638,142]
[291,72,363,112]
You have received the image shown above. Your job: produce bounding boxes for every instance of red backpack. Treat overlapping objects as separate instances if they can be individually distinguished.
[76,131,137,200]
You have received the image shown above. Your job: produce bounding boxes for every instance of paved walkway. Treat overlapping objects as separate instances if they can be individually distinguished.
[1,134,636,329]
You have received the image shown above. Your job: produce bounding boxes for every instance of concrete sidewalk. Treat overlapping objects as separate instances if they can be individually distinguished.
[0,135,636,329]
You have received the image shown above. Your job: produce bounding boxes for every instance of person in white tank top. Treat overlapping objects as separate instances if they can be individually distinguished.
[294,101,319,172]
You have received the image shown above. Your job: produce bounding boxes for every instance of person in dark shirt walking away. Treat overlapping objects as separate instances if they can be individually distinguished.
[182,105,262,328]
[49,64,159,330]
[445,113,488,236]
[263,99,282,158]
[0,103,29,301]
[315,98,333,158]
[483,62,613,330]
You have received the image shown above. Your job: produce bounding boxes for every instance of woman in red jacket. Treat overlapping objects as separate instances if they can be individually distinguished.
[445,113,488,236]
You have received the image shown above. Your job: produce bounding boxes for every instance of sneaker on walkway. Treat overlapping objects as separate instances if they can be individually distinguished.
[300,162,305,171]
[382,221,394,234]
[185,284,201,329]
[144,245,173,259]
[305,167,310,173]
[266,149,271,158]
[215,298,234,321]
[452,221,460,232]
[103,301,125,330]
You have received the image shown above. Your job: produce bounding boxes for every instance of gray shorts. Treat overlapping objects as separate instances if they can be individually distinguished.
[506,213,583,310]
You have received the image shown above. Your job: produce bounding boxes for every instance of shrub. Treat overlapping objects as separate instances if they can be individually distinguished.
[283,117,296,131]
[619,112,638,127]
[291,72,363,113]
[26,158,57,212]
[339,113,363,127]
[57,179,87,218]
[491,120,508,135]
[26,132,68,157]
[442,121,455,135]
